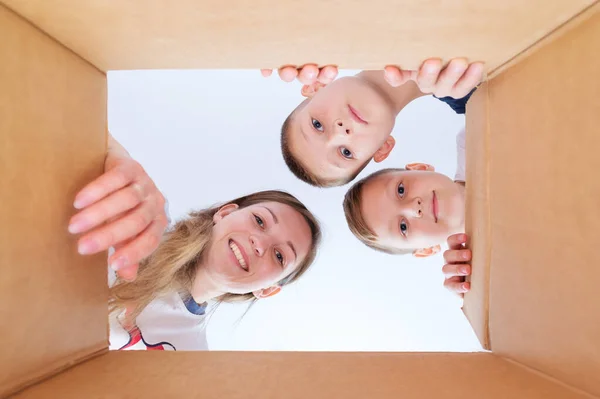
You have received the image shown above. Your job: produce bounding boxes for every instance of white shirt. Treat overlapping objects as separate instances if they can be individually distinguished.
[454,126,466,183]
[108,269,209,351]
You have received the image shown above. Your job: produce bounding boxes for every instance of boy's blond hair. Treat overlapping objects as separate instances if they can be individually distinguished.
[280,109,371,188]
[343,168,413,255]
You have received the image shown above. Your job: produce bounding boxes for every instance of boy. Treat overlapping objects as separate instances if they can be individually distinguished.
[262,59,483,187]
[342,125,472,296]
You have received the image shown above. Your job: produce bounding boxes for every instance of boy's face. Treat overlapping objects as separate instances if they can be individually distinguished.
[360,170,465,251]
[287,77,397,182]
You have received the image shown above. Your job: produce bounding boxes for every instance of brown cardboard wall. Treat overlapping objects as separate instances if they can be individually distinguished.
[484,8,600,397]
[1,0,596,72]
[463,83,492,349]
[0,4,108,397]
[15,352,592,399]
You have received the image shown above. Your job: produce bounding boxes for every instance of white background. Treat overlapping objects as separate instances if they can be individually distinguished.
[108,69,482,352]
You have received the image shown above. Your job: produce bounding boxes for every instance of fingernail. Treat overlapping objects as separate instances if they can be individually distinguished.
[462,283,470,292]
[461,266,469,274]
[73,196,89,210]
[111,257,127,271]
[78,239,98,255]
[119,267,137,282]
[425,62,437,73]
[325,69,336,78]
[463,251,470,260]
[68,219,86,234]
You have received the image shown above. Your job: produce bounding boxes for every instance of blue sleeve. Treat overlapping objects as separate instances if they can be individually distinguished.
[434,87,477,115]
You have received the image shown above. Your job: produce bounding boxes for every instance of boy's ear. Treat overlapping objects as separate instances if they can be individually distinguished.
[301,82,326,98]
[253,285,282,299]
[405,162,435,172]
[412,245,441,258]
[213,203,239,224]
[373,136,396,163]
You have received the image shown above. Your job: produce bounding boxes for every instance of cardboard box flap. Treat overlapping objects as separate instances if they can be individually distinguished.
[14,351,594,399]
[0,5,108,398]
[1,0,596,72]
[485,7,600,398]
[462,83,492,350]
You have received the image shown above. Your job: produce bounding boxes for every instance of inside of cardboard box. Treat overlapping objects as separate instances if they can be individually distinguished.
[2,1,600,398]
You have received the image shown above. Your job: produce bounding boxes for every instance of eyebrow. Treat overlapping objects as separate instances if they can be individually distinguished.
[262,206,298,261]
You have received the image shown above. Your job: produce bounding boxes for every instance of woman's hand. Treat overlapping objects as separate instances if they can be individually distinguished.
[68,134,169,281]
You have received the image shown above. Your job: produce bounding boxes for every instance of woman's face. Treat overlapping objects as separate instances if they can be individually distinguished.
[203,201,313,294]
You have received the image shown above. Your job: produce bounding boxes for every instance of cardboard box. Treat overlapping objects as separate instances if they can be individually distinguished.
[1,1,598,398]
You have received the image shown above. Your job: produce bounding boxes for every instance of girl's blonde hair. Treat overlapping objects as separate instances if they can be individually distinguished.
[110,190,321,323]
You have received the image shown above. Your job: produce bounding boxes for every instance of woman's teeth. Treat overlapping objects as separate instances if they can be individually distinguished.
[229,241,248,271]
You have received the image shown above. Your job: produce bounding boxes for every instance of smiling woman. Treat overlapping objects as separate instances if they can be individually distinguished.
[108,190,321,351]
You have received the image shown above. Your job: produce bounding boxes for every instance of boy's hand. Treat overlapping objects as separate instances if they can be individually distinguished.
[261,65,338,85]
[442,233,472,297]
[68,142,169,282]
[384,58,484,99]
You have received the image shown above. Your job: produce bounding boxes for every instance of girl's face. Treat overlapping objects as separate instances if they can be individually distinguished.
[360,170,465,250]
[203,202,313,294]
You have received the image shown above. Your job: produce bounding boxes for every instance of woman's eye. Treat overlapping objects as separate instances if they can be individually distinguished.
[275,250,284,266]
[397,182,405,197]
[254,215,264,228]
[340,147,353,159]
[400,219,408,236]
[312,119,324,132]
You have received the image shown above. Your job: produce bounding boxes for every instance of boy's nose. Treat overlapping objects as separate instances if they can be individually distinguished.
[400,197,423,218]
[249,235,265,257]
[334,119,352,136]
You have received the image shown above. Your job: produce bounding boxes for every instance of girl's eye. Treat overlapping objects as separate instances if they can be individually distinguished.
[400,219,408,236]
[340,147,353,159]
[275,250,285,266]
[397,182,405,198]
[312,119,324,132]
[254,215,265,228]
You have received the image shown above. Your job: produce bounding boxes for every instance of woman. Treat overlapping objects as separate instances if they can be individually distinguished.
[109,190,321,351]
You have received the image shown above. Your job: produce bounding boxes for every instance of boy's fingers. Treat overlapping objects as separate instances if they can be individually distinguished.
[453,62,485,98]
[73,164,136,209]
[447,233,468,250]
[317,65,338,84]
[443,248,472,264]
[442,263,471,278]
[297,64,320,85]
[416,58,443,93]
[260,69,273,77]
[444,277,471,294]
[435,58,468,97]
[278,66,299,82]
[69,182,147,235]
[384,66,403,87]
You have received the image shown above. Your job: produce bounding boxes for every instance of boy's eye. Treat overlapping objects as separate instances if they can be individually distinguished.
[312,119,324,132]
[254,215,265,228]
[340,147,353,159]
[400,219,408,236]
[397,182,405,198]
[275,250,285,266]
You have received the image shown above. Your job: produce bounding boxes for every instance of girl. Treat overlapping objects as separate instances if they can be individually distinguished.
[109,190,322,350]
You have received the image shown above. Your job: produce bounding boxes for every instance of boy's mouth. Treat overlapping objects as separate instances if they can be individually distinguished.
[348,105,368,124]
[432,191,439,223]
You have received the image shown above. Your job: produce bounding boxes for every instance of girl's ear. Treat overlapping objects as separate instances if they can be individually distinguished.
[405,162,435,172]
[412,245,441,258]
[213,203,239,224]
[253,286,282,299]
[301,82,326,98]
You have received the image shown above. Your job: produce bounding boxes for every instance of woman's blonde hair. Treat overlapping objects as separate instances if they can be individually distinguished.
[110,190,322,323]
[343,168,413,255]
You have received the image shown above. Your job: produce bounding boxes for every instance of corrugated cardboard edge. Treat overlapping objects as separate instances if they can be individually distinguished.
[489,0,600,79]
[462,82,492,351]
[5,346,109,398]
[500,357,600,399]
